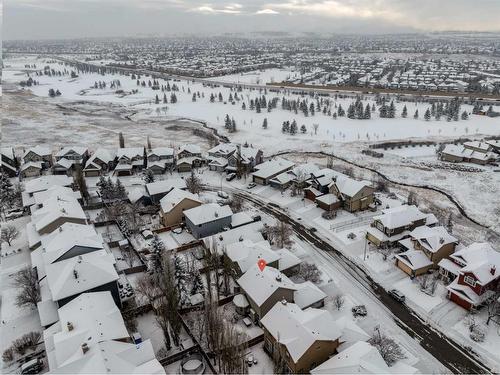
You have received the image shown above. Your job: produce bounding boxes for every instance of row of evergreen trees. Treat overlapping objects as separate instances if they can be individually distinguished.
[281,120,307,135]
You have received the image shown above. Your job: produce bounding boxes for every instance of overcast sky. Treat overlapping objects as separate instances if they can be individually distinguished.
[3,0,500,40]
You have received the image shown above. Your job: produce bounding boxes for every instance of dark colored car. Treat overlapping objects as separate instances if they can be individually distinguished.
[389,289,406,303]
[352,305,368,317]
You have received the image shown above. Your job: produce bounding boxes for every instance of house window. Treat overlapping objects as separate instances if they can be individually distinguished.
[464,275,476,287]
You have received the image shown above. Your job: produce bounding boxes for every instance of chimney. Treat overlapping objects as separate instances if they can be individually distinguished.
[73,270,78,279]
[439,237,445,244]
[81,343,89,355]
[67,321,74,331]
[491,266,496,276]
[275,275,282,282]
[281,299,287,305]
[59,226,63,232]
[214,212,219,218]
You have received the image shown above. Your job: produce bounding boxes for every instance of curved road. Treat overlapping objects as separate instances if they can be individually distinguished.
[223,187,490,374]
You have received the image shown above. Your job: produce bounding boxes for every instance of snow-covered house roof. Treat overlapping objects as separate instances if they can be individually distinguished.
[261,302,341,363]
[21,161,43,172]
[463,141,492,153]
[311,341,390,374]
[269,171,294,186]
[160,187,201,213]
[395,250,433,271]
[252,158,295,180]
[207,143,236,156]
[329,175,372,198]
[316,193,339,205]
[31,195,87,234]
[146,178,186,196]
[38,223,104,265]
[230,211,254,228]
[44,292,164,374]
[237,264,297,307]
[451,242,500,285]
[85,149,116,169]
[179,144,201,155]
[208,221,265,251]
[53,158,74,170]
[45,251,118,302]
[184,203,233,226]
[225,240,280,274]
[55,146,88,158]
[375,205,429,230]
[275,248,301,272]
[147,147,174,158]
[50,339,165,374]
[293,281,327,309]
[24,175,73,195]
[408,225,457,253]
[23,145,51,158]
[116,147,144,160]
[44,292,129,369]
[1,147,14,160]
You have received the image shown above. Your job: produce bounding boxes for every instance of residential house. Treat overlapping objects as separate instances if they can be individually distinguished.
[227,146,263,174]
[114,147,144,175]
[23,145,53,168]
[261,301,341,374]
[83,149,116,177]
[230,211,254,229]
[237,265,297,319]
[145,178,187,203]
[20,161,43,178]
[207,143,237,159]
[159,187,202,227]
[315,194,341,211]
[252,158,295,185]
[225,240,281,275]
[178,144,202,159]
[147,147,174,164]
[43,291,165,374]
[27,194,87,249]
[311,341,391,374]
[55,147,89,166]
[30,186,82,213]
[176,156,204,172]
[184,203,233,238]
[43,251,119,309]
[439,242,500,310]
[269,172,294,190]
[145,161,166,175]
[328,175,375,213]
[366,205,437,247]
[1,147,17,177]
[308,168,338,194]
[463,141,493,153]
[22,175,73,208]
[395,226,457,277]
[52,158,75,175]
[208,157,228,172]
[440,144,497,165]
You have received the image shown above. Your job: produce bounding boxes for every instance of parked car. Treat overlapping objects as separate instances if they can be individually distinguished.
[20,358,43,374]
[388,289,406,303]
[226,173,236,181]
[246,182,257,189]
[217,191,229,199]
[309,227,317,233]
[351,305,367,317]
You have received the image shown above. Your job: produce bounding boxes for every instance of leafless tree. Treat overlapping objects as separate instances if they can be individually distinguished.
[229,194,244,212]
[218,323,249,374]
[267,221,293,248]
[73,164,89,205]
[298,262,322,284]
[12,267,40,309]
[135,273,160,306]
[313,123,319,135]
[369,329,406,366]
[1,225,19,246]
[185,170,203,194]
[333,294,345,310]
[407,191,418,206]
[486,287,500,325]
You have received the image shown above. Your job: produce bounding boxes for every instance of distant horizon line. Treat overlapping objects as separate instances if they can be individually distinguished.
[4,30,500,43]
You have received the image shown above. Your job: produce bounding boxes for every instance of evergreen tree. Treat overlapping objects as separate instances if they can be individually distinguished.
[364,104,371,119]
[155,94,159,104]
[461,111,469,120]
[402,105,408,118]
[241,102,246,110]
[347,103,356,119]
[290,120,298,135]
[282,121,290,133]
[262,118,268,129]
[300,124,307,133]
[413,109,419,119]
[424,108,431,121]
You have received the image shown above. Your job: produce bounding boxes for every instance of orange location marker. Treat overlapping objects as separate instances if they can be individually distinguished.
[258,259,267,272]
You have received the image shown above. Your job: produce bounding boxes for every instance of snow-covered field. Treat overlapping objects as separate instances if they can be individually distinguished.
[3,55,499,153]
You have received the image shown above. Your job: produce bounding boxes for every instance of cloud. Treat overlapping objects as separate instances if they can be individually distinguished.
[190,3,243,14]
[256,8,279,14]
